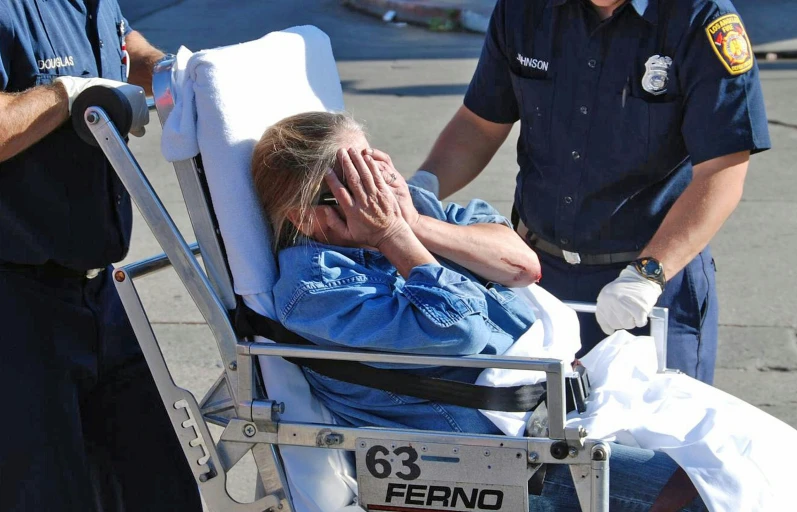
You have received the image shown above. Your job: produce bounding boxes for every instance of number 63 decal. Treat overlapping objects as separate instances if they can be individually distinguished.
[365,445,421,481]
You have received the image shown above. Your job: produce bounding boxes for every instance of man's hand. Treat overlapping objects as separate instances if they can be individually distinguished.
[53,76,130,113]
[54,77,147,136]
[367,148,421,229]
[596,266,663,335]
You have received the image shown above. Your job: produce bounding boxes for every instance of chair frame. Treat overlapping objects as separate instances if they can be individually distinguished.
[83,54,671,512]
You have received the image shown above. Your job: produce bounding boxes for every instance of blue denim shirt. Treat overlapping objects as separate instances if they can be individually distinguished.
[273,187,536,433]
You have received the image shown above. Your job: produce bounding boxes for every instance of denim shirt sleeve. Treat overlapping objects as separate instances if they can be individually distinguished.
[409,185,512,229]
[277,252,500,356]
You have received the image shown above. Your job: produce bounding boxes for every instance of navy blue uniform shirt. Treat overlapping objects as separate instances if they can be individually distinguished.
[0,0,133,270]
[465,0,771,254]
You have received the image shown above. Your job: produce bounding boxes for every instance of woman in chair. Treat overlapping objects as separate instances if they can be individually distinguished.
[251,111,705,511]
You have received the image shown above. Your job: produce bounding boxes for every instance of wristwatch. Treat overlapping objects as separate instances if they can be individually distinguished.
[632,257,666,290]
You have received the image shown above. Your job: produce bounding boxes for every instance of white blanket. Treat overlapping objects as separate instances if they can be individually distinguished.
[480,285,797,511]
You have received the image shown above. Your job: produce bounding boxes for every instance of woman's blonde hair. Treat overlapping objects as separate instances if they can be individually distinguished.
[251,111,363,251]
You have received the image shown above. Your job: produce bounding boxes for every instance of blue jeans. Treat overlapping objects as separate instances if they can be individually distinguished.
[529,444,707,511]
[537,248,718,384]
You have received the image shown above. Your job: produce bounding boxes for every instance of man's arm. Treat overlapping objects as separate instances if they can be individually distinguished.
[596,152,751,336]
[0,23,162,164]
[0,86,69,163]
[641,151,749,279]
[420,105,513,199]
[646,7,767,279]
[596,8,768,335]
[125,30,164,95]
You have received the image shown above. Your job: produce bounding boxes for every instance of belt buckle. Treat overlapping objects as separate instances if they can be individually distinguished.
[86,268,103,279]
[562,250,581,265]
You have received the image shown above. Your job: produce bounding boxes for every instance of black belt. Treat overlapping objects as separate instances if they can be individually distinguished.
[527,235,639,266]
[0,261,104,280]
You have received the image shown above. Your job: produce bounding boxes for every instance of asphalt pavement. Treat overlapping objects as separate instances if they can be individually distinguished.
[116,0,797,503]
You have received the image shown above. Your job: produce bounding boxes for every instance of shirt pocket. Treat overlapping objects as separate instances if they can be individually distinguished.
[486,284,517,306]
[96,11,127,81]
[604,94,681,177]
[34,73,56,86]
[510,72,555,159]
[647,98,684,169]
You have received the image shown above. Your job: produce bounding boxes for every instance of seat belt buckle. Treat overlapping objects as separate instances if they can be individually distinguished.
[562,250,581,265]
[565,365,592,414]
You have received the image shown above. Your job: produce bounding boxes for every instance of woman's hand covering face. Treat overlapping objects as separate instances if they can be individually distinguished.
[367,148,421,228]
[319,148,410,250]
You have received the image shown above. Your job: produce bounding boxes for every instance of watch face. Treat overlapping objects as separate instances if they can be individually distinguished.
[643,259,662,277]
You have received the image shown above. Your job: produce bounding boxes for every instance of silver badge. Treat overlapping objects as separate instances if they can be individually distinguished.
[641,55,672,95]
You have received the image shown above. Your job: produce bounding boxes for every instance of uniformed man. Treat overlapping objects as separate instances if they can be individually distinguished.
[0,1,202,510]
[417,0,770,383]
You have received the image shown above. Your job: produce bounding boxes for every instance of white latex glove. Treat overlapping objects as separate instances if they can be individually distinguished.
[54,76,146,137]
[596,265,663,335]
[54,76,129,114]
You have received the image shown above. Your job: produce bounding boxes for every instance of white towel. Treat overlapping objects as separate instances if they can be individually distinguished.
[160,46,197,162]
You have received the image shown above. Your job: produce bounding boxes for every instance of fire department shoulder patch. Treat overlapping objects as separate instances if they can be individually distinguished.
[705,14,753,76]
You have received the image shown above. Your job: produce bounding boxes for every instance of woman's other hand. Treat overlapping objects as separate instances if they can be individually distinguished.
[322,148,410,250]
[367,148,421,229]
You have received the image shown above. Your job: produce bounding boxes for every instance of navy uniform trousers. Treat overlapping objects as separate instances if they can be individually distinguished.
[0,266,202,511]
[538,249,718,385]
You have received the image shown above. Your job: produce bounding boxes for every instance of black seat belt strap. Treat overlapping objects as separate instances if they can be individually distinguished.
[233,299,582,413]
[297,357,547,412]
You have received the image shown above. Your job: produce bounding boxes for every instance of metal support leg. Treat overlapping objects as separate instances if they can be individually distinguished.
[648,307,671,374]
[113,269,280,512]
[86,107,292,511]
[84,106,242,403]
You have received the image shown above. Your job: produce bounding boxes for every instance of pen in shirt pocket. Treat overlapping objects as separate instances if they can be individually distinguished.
[119,21,130,81]
[622,76,629,108]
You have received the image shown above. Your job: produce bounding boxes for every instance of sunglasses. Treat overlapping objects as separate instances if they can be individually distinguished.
[316,191,339,206]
